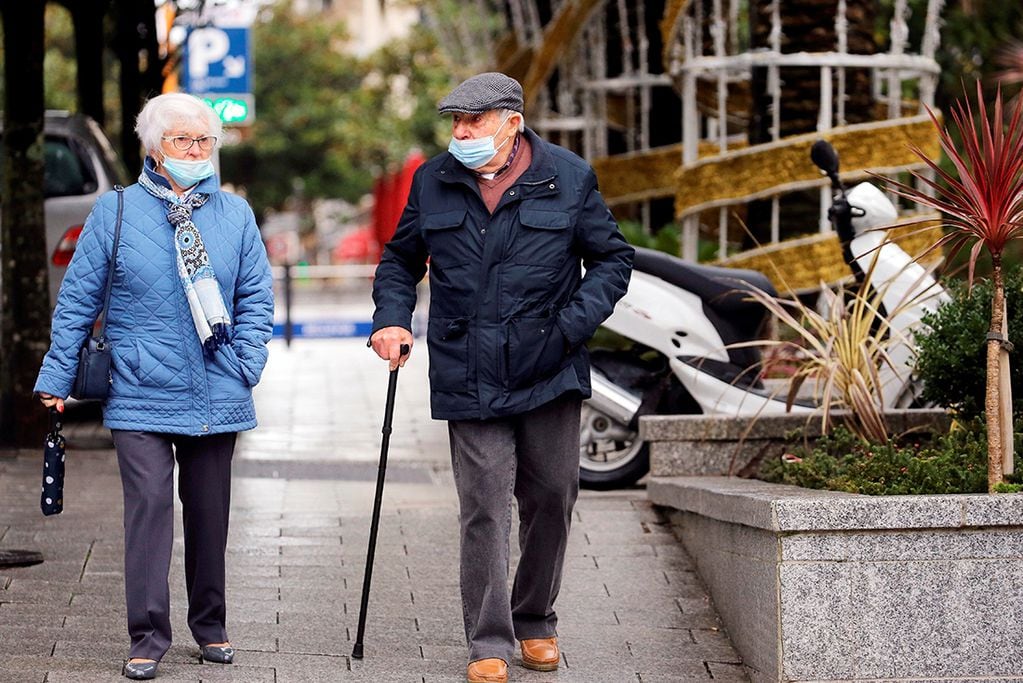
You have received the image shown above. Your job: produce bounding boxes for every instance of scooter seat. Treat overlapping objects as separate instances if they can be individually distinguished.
[632,247,776,370]
[632,247,777,316]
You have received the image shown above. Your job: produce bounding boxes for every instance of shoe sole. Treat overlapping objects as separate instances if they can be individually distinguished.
[521,658,559,672]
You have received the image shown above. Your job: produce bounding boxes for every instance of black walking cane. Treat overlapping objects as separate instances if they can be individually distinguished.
[352,343,410,659]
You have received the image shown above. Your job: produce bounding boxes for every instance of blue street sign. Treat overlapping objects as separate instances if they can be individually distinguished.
[272,320,375,339]
[183,27,251,95]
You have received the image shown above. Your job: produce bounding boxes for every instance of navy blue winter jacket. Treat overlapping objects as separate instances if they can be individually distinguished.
[35,165,274,435]
[372,128,634,420]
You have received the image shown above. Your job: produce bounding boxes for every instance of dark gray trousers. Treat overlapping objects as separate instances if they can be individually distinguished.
[111,430,236,660]
[447,394,581,664]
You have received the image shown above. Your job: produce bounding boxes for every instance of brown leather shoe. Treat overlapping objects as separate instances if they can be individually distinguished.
[520,637,560,671]
[466,658,508,683]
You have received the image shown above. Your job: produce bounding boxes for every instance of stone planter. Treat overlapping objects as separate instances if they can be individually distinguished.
[640,409,950,477]
[648,475,1023,682]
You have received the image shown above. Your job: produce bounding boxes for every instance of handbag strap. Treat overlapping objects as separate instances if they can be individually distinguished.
[96,185,124,343]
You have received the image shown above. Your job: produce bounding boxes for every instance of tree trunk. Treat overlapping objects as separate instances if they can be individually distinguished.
[70,0,108,126]
[987,254,1006,491]
[999,308,1014,475]
[140,2,164,100]
[0,0,50,447]
[746,0,876,247]
[113,0,154,176]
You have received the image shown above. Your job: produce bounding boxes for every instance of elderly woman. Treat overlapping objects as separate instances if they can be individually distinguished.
[35,93,274,680]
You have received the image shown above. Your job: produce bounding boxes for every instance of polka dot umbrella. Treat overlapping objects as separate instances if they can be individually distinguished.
[41,406,65,516]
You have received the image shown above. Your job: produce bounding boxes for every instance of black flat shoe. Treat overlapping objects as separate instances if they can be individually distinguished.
[200,644,234,664]
[122,659,158,680]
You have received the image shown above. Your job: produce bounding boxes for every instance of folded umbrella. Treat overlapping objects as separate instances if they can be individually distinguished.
[41,406,65,516]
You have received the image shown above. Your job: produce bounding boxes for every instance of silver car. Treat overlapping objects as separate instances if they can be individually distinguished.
[2,111,128,306]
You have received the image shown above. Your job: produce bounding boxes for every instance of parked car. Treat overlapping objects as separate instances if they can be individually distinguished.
[1,111,128,306]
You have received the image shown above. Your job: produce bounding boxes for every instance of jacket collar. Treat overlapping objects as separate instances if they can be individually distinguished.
[434,127,558,187]
[142,156,220,195]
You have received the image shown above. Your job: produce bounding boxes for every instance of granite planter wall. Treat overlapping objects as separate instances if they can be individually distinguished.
[648,475,1023,683]
[640,410,950,477]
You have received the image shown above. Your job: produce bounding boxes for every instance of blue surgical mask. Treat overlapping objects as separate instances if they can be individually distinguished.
[448,114,515,170]
[161,157,216,188]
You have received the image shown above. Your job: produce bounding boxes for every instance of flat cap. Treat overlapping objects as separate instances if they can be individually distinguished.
[437,72,524,115]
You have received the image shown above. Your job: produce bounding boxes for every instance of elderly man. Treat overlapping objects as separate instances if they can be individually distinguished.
[370,72,633,683]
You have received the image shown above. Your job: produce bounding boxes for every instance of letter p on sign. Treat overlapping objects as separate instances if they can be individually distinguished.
[188,28,230,79]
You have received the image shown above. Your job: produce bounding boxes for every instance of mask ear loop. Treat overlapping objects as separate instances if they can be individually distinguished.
[493,112,518,153]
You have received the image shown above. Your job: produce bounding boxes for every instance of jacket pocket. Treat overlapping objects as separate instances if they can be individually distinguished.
[506,316,567,390]
[131,338,190,391]
[427,316,469,392]
[422,209,470,267]
[212,343,250,387]
[513,209,571,266]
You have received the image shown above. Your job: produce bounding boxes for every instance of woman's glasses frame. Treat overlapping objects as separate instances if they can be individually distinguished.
[162,135,218,152]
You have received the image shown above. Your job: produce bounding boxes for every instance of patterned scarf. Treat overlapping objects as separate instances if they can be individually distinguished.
[138,169,232,352]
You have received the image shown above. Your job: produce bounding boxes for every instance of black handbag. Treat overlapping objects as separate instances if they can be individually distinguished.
[70,185,124,401]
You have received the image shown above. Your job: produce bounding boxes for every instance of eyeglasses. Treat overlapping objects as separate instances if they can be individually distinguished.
[162,135,218,152]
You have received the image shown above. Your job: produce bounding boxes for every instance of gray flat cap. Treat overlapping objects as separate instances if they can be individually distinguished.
[437,72,524,115]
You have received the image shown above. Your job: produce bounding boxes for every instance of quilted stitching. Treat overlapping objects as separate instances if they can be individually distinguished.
[35,179,274,436]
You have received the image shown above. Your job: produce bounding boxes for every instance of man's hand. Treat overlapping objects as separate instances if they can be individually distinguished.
[37,392,65,413]
[370,326,413,371]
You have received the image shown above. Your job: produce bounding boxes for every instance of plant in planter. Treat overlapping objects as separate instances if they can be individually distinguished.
[738,253,926,444]
[914,264,1023,420]
[732,256,989,494]
[758,423,991,494]
[757,419,1023,494]
[884,82,1023,490]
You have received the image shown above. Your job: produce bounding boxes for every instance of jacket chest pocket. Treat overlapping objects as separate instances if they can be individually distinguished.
[421,209,475,268]
[511,209,571,266]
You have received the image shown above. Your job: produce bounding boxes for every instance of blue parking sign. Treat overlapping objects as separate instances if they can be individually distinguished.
[183,27,251,94]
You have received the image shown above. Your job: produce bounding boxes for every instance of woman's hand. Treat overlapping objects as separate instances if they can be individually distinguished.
[37,392,65,413]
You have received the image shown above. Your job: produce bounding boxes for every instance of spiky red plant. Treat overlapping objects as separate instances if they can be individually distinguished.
[886,82,1023,490]
[994,40,1023,87]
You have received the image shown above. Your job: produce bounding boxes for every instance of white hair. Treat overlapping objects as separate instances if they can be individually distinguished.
[500,108,526,132]
[135,93,223,155]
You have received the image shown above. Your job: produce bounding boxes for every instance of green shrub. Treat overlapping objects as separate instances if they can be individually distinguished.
[619,220,725,261]
[618,220,682,256]
[914,265,1023,420]
[757,424,994,495]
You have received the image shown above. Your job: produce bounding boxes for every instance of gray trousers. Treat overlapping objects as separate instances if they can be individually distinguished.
[447,394,582,664]
[111,430,236,660]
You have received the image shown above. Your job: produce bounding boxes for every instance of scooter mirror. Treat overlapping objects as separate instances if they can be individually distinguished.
[810,139,840,176]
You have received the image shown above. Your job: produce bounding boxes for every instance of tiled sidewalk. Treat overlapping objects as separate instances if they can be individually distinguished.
[0,339,746,682]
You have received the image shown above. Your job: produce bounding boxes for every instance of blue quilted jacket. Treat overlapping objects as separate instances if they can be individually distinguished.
[34,164,274,435]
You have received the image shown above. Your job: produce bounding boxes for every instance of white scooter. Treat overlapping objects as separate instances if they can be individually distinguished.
[579,140,948,489]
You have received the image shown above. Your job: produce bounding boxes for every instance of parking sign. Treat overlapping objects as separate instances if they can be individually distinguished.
[182,26,253,125]
[183,26,251,94]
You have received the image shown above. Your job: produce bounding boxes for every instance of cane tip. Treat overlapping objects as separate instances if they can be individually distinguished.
[352,643,364,659]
